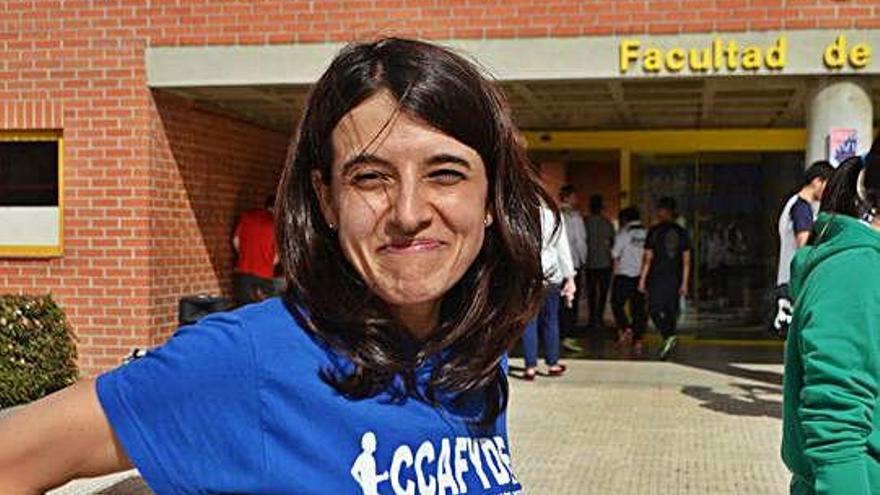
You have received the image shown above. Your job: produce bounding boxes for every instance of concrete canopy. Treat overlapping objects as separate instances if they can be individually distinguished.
[148,33,880,133]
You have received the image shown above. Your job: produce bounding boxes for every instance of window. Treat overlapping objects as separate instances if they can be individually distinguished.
[0,132,63,257]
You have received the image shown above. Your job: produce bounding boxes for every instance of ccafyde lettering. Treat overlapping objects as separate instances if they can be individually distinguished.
[479,437,511,485]
[493,436,519,485]
[391,445,416,495]
[415,441,437,495]
[351,433,519,495]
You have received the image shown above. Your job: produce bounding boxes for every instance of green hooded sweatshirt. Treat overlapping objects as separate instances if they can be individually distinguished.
[782,213,880,494]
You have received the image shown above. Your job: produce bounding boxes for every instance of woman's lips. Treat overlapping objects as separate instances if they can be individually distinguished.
[379,239,446,254]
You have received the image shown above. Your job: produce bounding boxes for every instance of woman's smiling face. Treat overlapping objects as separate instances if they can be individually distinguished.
[313,91,491,334]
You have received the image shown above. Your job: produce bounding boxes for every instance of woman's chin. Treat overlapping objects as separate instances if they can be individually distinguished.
[374,283,446,309]
[380,290,442,309]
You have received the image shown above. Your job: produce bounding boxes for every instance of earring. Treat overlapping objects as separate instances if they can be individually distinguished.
[483,215,491,227]
[328,222,336,231]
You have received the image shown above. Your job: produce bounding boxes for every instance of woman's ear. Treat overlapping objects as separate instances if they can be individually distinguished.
[311,170,338,229]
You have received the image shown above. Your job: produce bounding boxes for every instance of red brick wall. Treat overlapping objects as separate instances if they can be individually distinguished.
[0,0,867,374]
[140,0,876,44]
[0,32,155,373]
[148,92,287,343]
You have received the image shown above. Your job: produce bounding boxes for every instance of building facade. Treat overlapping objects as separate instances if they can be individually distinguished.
[1,0,878,374]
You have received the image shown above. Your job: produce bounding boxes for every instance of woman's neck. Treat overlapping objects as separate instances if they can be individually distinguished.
[390,302,441,341]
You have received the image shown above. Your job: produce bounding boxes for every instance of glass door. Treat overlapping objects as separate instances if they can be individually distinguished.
[632,152,803,336]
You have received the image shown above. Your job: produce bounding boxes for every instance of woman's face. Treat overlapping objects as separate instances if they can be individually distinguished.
[314,91,491,331]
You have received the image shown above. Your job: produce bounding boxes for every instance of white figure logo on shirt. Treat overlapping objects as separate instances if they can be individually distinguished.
[351,431,390,495]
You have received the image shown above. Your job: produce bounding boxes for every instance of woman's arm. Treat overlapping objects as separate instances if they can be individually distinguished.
[798,252,880,494]
[0,379,132,493]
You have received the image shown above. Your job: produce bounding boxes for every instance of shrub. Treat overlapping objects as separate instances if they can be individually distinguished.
[0,294,78,408]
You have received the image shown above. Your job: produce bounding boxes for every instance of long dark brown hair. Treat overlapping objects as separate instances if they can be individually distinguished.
[275,38,550,426]
[822,136,880,219]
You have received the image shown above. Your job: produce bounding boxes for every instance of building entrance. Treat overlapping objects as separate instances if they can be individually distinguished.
[526,129,807,337]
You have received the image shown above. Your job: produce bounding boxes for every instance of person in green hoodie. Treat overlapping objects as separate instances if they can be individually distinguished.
[782,138,880,495]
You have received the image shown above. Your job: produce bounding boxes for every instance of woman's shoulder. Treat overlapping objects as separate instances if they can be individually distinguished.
[229,297,300,334]
[231,297,339,364]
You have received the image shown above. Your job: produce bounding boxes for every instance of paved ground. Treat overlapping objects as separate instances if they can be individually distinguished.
[507,347,788,494]
[48,340,789,494]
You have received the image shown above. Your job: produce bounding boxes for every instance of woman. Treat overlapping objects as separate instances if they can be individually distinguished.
[782,140,880,495]
[0,38,549,493]
[520,200,576,380]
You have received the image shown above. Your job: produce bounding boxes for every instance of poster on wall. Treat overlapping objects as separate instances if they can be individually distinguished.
[827,128,858,166]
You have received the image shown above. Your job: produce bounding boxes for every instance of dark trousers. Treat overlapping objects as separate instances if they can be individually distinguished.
[232,272,276,307]
[585,267,612,328]
[647,287,679,339]
[611,275,647,340]
[522,284,561,368]
[558,269,580,339]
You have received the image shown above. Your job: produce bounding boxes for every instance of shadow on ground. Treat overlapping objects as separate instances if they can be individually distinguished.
[519,325,786,384]
[682,383,783,419]
[96,477,151,495]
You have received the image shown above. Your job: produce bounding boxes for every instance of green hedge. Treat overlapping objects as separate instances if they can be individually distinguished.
[0,295,78,408]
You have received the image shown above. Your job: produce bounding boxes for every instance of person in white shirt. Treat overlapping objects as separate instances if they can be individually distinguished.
[558,185,587,353]
[769,160,834,338]
[521,201,577,380]
[611,206,648,356]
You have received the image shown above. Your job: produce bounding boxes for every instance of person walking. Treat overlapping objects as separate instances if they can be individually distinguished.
[521,201,577,380]
[782,142,880,495]
[558,184,587,353]
[611,206,648,356]
[769,161,834,338]
[584,194,615,330]
[639,197,691,361]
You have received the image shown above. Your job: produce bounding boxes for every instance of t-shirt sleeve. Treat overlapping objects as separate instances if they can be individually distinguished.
[644,227,656,252]
[95,311,264,493]
[680,227,693,252]
[611,232,625,259]
[791,200,815,234]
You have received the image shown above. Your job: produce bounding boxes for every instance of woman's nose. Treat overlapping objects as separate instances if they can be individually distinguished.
[388,180,432,235]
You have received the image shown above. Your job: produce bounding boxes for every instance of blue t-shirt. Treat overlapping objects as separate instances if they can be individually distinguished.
[789,197,814,235]
[96,298,522,495]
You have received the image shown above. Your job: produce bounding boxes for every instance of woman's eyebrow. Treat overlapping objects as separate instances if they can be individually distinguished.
[425,153,471,168]
[340,153,392,175]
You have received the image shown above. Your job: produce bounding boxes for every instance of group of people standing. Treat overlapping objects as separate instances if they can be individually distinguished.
[521,186,693,379]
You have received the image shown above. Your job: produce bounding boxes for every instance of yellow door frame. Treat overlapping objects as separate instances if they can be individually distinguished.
[0,130,65,258]
[523,128,807,206]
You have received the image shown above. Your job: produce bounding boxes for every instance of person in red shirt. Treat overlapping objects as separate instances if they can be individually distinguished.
[232,194,278,306]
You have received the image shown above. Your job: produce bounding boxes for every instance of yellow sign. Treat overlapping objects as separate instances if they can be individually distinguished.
[619,34,872,74]
[823,35,871,69]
